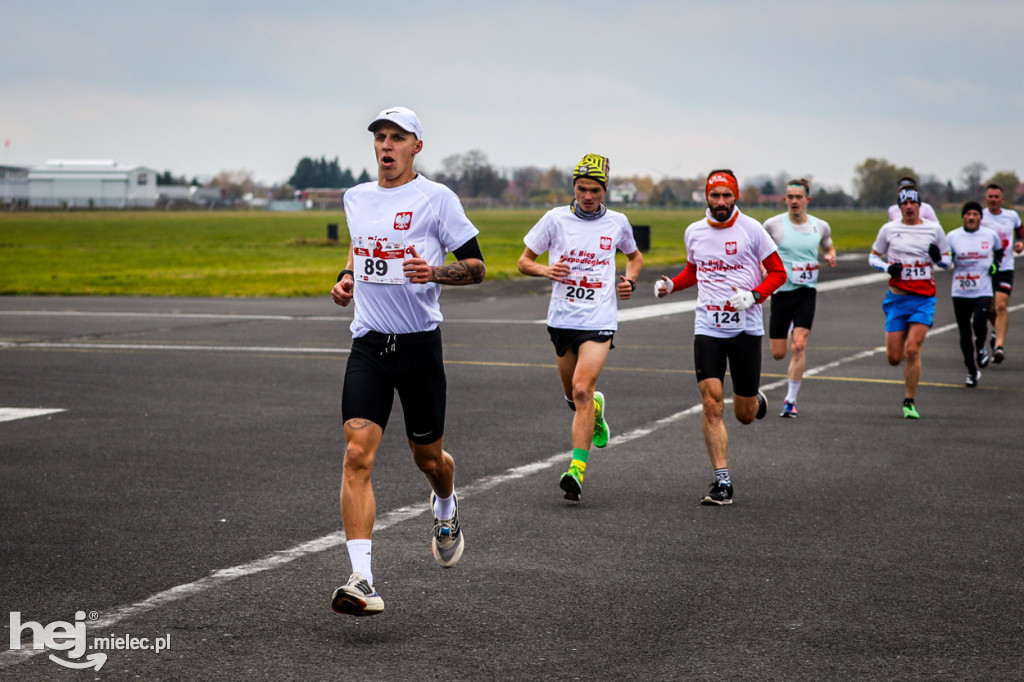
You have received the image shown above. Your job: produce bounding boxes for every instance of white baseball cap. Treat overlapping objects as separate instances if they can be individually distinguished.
[367,106,422,138]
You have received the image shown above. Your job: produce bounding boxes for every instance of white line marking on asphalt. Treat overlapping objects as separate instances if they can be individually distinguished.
[0,408,65,423]
[0,340,904,669]
[2,290,1020,668]
[616,272,888,322]
[0,341,348,354]
[0,272,891,330]
[0,310,343,322]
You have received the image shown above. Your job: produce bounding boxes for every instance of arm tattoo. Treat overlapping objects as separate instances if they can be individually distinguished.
[431,258,486,285]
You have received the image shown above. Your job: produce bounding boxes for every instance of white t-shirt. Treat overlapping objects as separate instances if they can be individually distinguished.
[685,209,778,338]
[871,219,948,297]
[981,207,1022,271]
[946,226,1000,299]
[523,206,639,331]
[888,202,940,225]
[343,175,479,337]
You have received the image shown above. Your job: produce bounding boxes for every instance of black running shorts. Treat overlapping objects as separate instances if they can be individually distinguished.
[769,287,817,339]
[993,270,1014,295]
[693,332,763,398]
[547,327,614,357]
[342,329,446,444]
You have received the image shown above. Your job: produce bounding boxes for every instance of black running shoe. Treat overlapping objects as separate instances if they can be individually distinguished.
[994,346,1005,364]
[977,348,991,368]
[755,391,767,420]
[701,481,733,505]
[965,371,980,388]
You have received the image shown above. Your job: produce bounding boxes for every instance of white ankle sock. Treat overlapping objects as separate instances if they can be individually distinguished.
[786,380,801,403]
[433,491,456,520]
[346,539,372,585]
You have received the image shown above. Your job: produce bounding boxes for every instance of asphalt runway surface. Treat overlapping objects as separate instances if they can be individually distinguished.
[2,257,1023,681]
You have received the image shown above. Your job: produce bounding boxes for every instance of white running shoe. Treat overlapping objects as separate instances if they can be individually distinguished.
[331,572,384,616]
[430,492,464,568]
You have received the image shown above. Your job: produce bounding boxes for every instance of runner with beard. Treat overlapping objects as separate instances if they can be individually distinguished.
[654,169,786,505]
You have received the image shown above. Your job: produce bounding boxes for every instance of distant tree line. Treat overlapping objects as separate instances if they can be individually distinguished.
[288,156,370,190]
[159,155,1021,210]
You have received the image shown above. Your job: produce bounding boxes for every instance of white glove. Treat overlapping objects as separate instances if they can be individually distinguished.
[654,276,673,298]
[729,289,756,311]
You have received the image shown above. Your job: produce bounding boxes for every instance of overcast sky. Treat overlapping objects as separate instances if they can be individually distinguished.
[2,1,1021,193]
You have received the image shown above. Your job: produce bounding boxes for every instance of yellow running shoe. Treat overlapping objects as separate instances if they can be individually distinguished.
[559,462,585,502]
[592,391,609,448]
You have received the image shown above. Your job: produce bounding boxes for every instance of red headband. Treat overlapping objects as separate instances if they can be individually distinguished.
[706,172,739,199]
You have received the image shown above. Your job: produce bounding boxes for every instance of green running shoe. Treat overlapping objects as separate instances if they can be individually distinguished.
[592,391,610,448]
[559,463,585,502]
[902,400,920,419]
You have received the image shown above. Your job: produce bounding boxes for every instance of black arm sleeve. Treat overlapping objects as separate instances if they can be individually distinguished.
[452,236,484,262]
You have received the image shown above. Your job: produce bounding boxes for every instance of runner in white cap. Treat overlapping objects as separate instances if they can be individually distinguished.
[947,201,1002,386]
[518,153,643,503]
[329,106,486,616]
[869,186,950,418]
[763,179,837,417]
[654,169,786,505]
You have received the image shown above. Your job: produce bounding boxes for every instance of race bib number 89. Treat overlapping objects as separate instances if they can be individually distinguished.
[353,237,406,284]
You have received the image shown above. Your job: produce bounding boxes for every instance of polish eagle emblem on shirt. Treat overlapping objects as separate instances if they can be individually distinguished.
[394,212,412,230]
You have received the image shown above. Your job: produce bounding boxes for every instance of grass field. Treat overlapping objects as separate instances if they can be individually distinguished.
[0,208,962,297]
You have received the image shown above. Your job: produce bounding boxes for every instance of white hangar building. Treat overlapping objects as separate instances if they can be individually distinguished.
[28,160,159,208]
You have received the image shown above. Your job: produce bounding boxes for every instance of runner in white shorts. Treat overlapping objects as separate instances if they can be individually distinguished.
[869,187,950,419]
[518,153,643,502]
[981,183,1023,364]
[328,106,486,617]
[763,178,837,418]
[654,169,786,506]
[947,201,1002,387]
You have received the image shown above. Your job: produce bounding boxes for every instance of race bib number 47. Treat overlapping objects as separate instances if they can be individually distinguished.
[353,237,406,284]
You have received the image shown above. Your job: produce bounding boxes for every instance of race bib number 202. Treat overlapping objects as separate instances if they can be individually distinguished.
[558,276,603,307]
